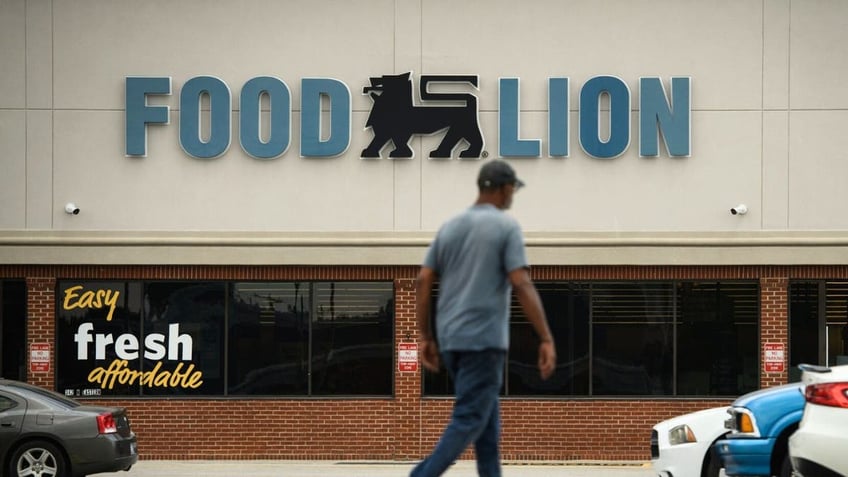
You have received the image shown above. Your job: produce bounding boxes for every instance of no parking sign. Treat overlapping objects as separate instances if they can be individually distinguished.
[30,343,50,373]
[764,343,785,373]
[398,343,418,372]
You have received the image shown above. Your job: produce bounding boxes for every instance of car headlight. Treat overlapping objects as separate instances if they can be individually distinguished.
[668,424,696,445]
[737,412,756,433]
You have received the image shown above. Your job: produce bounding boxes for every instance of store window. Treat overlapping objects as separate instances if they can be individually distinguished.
[142,282,225,395]
[676,282,759,394]
[229,282,309,395]
[1,280,26,381]
[789,281,848,381]
[311,282,393,395]
[57,281,142,397]
[591,282,675,395]
[228,281,393,396]
[508,283,590,396]
[425,281,758,397]
[57,280,393,398]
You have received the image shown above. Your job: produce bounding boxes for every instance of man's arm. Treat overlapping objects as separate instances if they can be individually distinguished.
[415,266,440,372]
[509,267,557,379]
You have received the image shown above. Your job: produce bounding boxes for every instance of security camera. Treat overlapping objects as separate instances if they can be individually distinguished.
[730,204,748,216]
[64,203,80,215]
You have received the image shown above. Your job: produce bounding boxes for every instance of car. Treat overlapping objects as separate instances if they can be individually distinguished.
[714,383,805,477]
[0,379,137,477]
[789,363,848,477]
[651,406,729,477]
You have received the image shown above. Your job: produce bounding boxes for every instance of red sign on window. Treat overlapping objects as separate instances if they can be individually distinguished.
[764,343,785,373]
[30,343,50,373]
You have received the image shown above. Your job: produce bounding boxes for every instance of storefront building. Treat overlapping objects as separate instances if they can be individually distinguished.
[2,0,848,461]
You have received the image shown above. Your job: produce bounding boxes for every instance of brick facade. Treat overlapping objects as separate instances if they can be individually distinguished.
[4,264,840,461]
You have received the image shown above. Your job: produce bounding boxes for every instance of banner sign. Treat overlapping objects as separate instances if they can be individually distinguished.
[57,281,223,397]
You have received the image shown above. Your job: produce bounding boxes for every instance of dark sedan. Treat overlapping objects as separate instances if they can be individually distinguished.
[0,379,137,477]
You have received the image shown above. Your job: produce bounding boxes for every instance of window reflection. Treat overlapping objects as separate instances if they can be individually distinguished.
[424,280,758,397]
[228,282,309,395]
[311,282,393,395]
[142,282,225,396]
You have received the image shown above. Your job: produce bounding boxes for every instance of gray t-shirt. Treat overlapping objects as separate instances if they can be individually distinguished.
[423,203,529,352]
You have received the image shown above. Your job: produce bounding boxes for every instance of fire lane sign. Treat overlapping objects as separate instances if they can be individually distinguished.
[398,343,418,372]
[30,343,50,373]
[764,343,785,373]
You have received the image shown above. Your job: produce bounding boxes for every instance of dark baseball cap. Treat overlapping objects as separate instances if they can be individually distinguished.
[477,160,525,189]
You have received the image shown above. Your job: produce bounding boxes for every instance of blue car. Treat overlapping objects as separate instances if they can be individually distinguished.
[714,383,805,477]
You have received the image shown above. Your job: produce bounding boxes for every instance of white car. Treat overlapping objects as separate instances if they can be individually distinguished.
[651,406,729,477]
[789,363,848,477]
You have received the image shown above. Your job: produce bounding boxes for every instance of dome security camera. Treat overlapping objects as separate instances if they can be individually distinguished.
[730,204,747,216]
[64,203,80,215]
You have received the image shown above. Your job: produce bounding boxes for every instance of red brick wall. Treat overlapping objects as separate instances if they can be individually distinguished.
[26,277,55,389]
[4,264,842,461]
[760,277,789,388]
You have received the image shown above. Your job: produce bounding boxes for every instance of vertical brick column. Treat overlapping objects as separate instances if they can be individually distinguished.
[394,277,422,459]
[760,276,788,388]
[26,277,56,388]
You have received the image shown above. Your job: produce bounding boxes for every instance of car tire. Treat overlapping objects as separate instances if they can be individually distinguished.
[9,440,67,477]
[704,448,723,477]
[779,453,792,477]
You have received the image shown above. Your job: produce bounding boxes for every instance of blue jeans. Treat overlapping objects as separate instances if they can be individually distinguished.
[410,349,506,477]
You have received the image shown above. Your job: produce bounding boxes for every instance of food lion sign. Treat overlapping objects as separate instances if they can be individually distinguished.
[126,72,691,160]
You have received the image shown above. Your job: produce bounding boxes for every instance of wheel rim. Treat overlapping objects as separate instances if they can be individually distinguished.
[17,447,59,477]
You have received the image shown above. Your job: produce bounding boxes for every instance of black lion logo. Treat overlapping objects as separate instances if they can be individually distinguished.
[361,72,484,159]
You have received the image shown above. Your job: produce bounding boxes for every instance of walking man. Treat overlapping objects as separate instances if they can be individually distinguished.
[412,160,557,477]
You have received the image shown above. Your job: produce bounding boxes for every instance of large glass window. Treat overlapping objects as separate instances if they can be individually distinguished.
[509,283,590,396]
[1,280,26,381]
[57,280,393,398]
[424,280,758,397]
[56,281,142,397]
[789,281,848,381]
[229,282,309,395]
[592,282,674,396]
[311,282,393,395]
[676,282,759,395]
[142,282,225,395]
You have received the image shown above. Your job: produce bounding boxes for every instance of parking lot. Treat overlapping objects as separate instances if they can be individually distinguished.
[121,460,655,477]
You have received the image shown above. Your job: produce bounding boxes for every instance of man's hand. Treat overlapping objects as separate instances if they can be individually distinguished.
[420,339,441,372]
[538,341,556,380]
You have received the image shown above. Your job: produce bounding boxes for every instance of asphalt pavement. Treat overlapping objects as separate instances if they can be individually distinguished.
[116,460,655,477]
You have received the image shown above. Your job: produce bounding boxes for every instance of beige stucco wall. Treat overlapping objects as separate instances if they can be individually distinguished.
[2,0,848,264]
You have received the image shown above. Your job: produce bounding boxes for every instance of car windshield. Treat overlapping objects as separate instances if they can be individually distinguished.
[6,383,80,409]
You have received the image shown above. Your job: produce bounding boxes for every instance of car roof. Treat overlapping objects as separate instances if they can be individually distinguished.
[0,379,81,408]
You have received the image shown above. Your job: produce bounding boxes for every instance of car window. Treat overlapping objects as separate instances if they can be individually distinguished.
[0,396,17,412]
[5,384,80,409]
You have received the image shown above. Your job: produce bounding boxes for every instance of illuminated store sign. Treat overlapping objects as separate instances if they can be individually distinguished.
[126,73,690,160]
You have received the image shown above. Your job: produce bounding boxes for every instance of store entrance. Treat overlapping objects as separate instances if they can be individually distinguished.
[1,281,26,381]
[789,281,848,381]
